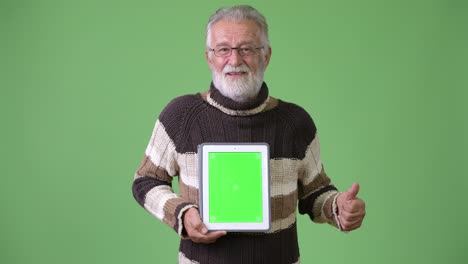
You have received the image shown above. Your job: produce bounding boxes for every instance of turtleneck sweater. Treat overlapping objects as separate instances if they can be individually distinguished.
[132,82,341,264]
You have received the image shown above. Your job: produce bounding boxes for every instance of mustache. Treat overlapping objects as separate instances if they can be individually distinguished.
[222,64,251,74]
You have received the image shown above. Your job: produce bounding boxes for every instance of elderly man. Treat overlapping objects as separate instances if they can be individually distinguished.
[132,5,365,264]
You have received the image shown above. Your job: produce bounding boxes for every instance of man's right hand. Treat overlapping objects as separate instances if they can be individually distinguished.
[183,207,227,243]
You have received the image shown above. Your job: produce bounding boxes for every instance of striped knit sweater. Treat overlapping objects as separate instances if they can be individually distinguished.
[132,82,341,264]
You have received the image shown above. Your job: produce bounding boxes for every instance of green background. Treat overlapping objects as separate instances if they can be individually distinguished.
[1,0,467,263]
[209,152,263,223]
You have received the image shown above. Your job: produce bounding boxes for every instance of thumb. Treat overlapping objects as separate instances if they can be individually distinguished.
[194,220,208,235]
[200,224,208,235]
[187,209,208,234]
[344,182,360,201]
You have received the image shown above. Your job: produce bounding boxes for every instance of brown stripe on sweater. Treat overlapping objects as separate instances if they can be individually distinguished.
[311,190,338,224]
[178,178,200,205]
[136,155,173,182]
[270,191,297,222]
[322,192,339,224]
[162,197,189,230]
[298,167,331,198]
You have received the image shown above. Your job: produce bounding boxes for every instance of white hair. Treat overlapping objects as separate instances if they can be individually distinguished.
[206,5,270,49]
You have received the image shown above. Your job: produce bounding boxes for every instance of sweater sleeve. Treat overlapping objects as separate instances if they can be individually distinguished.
[132,117,196,237]
[297,134,342,230]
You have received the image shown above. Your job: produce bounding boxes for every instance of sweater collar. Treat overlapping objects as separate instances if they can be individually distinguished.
[207,82,270,116]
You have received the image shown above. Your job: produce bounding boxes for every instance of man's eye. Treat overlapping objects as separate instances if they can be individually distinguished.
[241,48,253,53]
[217,47,230,53]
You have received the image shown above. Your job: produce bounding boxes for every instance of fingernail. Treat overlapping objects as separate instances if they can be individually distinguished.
[201,227,208,234]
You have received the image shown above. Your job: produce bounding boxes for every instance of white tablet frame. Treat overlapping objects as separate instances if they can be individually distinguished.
[198,143,270,232]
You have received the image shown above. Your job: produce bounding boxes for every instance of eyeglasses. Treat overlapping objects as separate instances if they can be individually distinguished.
[209,45,264,57]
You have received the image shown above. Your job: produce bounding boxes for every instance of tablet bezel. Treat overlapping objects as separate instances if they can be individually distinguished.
[198,143,270,232]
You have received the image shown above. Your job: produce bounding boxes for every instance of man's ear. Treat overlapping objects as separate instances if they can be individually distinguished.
[263,46,272,68]
[205,50,213,69]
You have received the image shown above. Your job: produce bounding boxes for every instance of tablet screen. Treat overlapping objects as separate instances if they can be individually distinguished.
[208,152,263,223]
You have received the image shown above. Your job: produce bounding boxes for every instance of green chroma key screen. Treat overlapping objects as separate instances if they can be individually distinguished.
[208,152,263,223]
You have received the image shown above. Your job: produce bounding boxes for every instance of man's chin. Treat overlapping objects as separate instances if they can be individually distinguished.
[224,85,259,102]
[212,73,262,102]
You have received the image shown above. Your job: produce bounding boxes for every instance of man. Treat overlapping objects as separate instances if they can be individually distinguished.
[132,5,366,264]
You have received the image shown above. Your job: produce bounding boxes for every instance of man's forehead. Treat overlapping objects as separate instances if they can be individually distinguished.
[210,19,261,45]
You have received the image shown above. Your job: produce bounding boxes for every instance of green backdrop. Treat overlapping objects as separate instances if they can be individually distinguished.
[1,0,467,263]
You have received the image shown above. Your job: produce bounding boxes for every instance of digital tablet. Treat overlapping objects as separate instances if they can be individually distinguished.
[198,143,270,232]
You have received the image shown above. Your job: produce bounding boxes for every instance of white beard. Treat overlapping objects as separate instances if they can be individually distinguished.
[211,62,264,102]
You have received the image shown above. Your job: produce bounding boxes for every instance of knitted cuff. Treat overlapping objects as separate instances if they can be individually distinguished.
[177,204,198,239]
[333,193,349,233]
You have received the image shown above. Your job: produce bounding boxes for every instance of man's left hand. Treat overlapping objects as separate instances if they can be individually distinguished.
[336,182,366,232]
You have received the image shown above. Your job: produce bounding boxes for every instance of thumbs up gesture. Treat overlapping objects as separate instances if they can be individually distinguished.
[336,182,366,232]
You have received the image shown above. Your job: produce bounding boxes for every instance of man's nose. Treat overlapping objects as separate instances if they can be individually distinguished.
[228,49,243,67]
